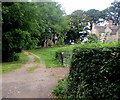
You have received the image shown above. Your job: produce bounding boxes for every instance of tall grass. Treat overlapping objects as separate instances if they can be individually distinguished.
[2,52,29,74]
[30,41,119,68]
[29,45,75,68]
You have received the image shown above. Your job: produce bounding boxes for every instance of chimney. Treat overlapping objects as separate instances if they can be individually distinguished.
[92,23,96,28]
[108,20,113,26]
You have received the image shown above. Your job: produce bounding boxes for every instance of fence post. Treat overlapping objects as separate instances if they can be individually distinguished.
[61,52,64,65]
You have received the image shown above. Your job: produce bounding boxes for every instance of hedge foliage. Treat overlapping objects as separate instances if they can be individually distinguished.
[66,42,120,99]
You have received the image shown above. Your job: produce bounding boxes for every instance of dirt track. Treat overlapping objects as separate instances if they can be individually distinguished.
[2,51,69,98]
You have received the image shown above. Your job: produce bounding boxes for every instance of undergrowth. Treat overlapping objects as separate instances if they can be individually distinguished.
[2,52,29,74]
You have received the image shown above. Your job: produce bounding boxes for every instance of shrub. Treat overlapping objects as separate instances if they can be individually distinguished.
[13,53,19,61]
[2,51,19,62]
[52,79,67,98]
[66,42,120,99]
[87,34,98,43]
[47,41,53,47]
[2,29,39,62]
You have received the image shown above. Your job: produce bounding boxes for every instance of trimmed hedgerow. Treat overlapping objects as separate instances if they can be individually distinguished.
[66,42,120,99]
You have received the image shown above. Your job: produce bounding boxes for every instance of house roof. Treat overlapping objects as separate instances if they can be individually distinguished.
[94,26,106,33]
[94,25,120,35]
[109,26,120,35]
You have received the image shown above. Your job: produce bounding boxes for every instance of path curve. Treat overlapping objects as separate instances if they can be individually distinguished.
[2,51,69,98]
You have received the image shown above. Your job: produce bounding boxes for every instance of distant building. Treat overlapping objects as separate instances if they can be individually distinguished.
[91,20,120,43]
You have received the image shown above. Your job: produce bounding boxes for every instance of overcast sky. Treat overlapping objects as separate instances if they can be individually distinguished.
[55,0,116,15]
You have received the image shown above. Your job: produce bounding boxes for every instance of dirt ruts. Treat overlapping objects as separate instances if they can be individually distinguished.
[2,50,69,98]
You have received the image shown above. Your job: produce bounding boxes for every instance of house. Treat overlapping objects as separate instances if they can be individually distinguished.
[91,20,120,43]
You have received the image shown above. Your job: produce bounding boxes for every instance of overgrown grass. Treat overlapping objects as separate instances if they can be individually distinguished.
[27,55,40,72]
[1,52,29,74]
[29,45,76,68]
[34,57,40,64]
[0,63,2,74]
[27,65,39,72]
[29,41,119,68]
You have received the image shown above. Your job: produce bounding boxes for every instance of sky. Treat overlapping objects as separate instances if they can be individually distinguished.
[55,0,116,15]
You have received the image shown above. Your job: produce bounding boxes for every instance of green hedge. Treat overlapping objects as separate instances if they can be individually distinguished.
[67,42,120,99]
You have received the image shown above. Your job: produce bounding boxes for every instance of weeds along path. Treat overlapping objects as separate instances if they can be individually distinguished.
[2,50,69,98]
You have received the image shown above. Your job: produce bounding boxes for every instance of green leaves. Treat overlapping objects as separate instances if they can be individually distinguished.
[87,34,98,43]
[66,43,120,99]
[66,10,90,43]
[102,1,120,25]
[52,79,68,98]
[2,2,69,61]
[3,29,30,50]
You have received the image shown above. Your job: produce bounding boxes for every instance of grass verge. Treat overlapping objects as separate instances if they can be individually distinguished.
[27,65,39,72]
[1,52,29,74]
[34,57,40,64]
[29,45,76,68]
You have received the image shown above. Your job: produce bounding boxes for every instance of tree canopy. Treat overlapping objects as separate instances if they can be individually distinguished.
[2,2,69,62]
[86,9,102,30]
[2,1,119,62]
[65,10,90,43]
[101,0,120,26]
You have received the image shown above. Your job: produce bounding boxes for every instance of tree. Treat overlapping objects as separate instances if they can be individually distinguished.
[86,9,102,30]
[66,10,90,43]
[87,34,98,43]
[2,29,33,62]
[2,2,42,43]
[35,2,69,46]
[101,0,120,26]
[2,2,69,61]
[2,2,40,61]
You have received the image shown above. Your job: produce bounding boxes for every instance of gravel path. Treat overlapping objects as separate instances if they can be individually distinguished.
[2,51,69,98]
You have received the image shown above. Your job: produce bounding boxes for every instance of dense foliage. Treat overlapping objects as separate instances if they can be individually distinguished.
[86,34,98,43]
[101,0,120,26]
[65,10,90,43]
[52,79,67,98]
[2,2,69,62]
[2,1,119,62]
[86,9,102,30]
[66,42,120,99]
[53,42,120,99]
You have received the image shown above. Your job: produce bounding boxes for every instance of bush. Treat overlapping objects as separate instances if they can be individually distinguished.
[87,34,98,43]
[2,51,19,62]
[52,79,67,98]
[2,29,39,62]
[47,41,53,47]
[66,42,120,99]
[13,53,19,61]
